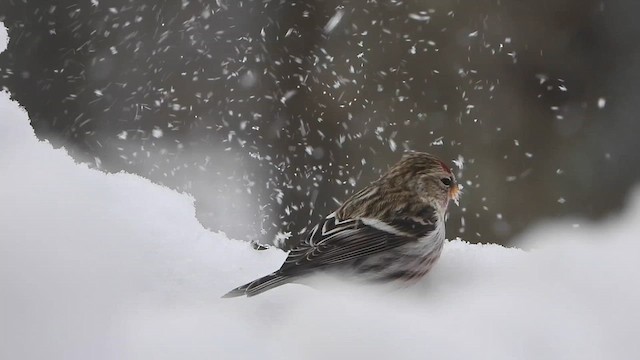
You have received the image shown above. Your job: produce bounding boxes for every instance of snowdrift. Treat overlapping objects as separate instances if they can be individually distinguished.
[2,23,640,360]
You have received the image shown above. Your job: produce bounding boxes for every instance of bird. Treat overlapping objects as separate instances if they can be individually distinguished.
[223,152,460,298]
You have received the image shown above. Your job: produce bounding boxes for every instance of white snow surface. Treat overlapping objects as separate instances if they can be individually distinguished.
[2,25,640,360]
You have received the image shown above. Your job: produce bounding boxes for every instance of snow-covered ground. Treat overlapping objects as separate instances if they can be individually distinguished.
[2,23,640,360]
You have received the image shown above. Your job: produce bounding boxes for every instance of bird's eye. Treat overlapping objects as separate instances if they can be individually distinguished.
[441,177,452,186]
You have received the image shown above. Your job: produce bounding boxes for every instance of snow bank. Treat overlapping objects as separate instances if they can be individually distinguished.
[2,24,640,360]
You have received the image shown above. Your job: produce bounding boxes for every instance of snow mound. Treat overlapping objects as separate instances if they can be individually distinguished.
[2,23,640,360]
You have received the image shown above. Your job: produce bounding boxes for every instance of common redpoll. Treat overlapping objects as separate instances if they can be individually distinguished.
[223,152,460,297]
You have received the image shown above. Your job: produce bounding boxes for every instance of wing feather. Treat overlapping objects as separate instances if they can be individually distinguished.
[279,207,438,275]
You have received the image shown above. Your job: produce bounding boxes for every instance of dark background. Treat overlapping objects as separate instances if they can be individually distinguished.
[1,0,639,247]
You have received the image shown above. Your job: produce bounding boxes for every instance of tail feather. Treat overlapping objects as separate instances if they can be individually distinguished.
[222,273,292,298]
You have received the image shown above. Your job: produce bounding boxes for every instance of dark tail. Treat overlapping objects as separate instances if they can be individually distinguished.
[222,272,292,298]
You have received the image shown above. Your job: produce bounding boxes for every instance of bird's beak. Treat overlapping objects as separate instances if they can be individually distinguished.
[449,183,461,205]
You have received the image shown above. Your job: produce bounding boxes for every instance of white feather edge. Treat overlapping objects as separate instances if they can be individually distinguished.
[360,217,412,237]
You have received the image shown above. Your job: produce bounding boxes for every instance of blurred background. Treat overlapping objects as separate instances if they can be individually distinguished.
[1,0,638,247]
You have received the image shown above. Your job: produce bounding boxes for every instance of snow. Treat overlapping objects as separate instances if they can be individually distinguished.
[0,23,7,54]
[598,97,607,109]
[323,9,345,34]
[2,23,640,360]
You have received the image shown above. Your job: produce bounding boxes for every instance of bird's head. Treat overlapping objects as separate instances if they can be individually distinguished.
[336,152,461,221]
[387,152,460,213]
